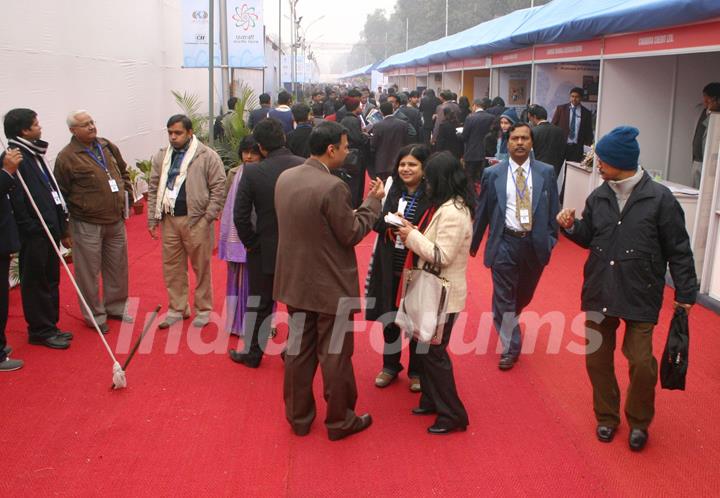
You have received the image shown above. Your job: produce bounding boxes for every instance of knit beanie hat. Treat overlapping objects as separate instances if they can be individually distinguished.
[595,126,640,170]
[500,107,519,124]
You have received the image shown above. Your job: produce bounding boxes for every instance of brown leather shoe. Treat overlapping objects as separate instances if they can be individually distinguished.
[328,413,372,441]
[374,370,397,388]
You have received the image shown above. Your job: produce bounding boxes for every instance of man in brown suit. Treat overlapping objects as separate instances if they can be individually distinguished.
[274,121,384,441]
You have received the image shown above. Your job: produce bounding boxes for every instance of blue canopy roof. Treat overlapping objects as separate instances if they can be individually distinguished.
[510,0,720,46]
[377,0,720,71]
[338,63,373,80]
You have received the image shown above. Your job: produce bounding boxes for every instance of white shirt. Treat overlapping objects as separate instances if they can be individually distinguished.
[567,105,581,144]
[505,157,532,231]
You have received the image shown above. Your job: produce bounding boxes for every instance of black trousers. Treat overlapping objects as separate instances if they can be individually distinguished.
[417,313,469,428]
[382,274,421,377]
[243,250,275,360]
[0,254,10,362]
[19,235,60,340]
[382,322,422,377]
[345,165,366,209]
[490,234,545,357]
[464,160,486,185]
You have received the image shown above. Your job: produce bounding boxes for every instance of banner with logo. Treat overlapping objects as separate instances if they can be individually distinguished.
[182,0,221,68]
[226,0,264,68]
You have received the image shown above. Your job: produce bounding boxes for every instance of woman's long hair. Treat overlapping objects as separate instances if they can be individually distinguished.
[423,151,475,214]
[389,143,431,195]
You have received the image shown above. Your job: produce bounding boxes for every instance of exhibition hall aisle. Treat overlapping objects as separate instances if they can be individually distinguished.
[1,206,718,496]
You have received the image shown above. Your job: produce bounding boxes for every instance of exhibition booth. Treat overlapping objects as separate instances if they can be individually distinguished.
[375,0,720,302]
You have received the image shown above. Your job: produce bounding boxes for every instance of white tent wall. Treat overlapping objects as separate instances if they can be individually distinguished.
[0,0,213,166]
[598,57,674,176]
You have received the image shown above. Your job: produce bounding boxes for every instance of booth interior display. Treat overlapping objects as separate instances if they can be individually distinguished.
[376,0,720,305]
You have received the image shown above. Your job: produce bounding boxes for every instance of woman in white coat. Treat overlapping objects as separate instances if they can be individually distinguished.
[398,151,473,434]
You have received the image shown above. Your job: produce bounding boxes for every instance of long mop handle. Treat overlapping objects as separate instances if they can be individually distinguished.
[110,305,161,390]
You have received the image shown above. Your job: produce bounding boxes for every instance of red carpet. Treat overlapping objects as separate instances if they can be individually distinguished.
[2,204,719,497]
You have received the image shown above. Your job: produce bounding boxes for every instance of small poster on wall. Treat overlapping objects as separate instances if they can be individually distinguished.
[508,79,527,104]
[583,75,599,102]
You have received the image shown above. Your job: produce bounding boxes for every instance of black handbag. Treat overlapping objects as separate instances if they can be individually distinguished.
[660,307,690,390]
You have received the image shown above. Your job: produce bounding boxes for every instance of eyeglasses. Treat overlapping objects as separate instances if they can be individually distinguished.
[72,120,95,128]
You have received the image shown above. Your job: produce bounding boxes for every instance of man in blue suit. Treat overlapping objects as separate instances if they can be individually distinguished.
[470,122,560,370]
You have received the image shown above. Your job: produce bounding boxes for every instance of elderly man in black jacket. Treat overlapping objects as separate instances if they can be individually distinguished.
[557,126,697,452]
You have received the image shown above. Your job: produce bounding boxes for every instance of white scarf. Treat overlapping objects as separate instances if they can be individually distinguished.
[155,135,199,219]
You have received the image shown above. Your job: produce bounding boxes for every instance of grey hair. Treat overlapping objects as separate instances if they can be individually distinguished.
[66,110,90,127]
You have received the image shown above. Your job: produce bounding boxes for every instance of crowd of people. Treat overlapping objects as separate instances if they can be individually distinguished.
[1,80,711,450]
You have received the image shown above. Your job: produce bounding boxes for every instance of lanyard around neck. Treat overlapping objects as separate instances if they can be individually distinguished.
[84,142,107,171]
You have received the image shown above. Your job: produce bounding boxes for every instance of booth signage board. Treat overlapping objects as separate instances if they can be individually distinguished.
[429,64,444,72]
[492,47,534,67]
[182,0,221,67]
[446,60,463,70]
[534,39,603,62]
[463,57,489,69]
[226,0,264,68]
[604,19,720,57]
[416,66,429,76]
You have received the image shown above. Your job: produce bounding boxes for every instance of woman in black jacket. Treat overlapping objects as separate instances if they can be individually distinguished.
[366,144,432,392]
[435,108,464,159]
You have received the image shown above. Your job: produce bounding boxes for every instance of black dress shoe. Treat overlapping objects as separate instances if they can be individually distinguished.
[228,349,261,368]
[427,422,467,435]
[412,406,436,416]
[29,335,71,350]
[328,413,372,441]
[629,428,648,452]
[596,425,616,443]
[57,331,74,340]
[498,354,518,371]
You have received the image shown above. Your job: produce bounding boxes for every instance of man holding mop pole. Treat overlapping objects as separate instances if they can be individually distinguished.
[3,108,73,349]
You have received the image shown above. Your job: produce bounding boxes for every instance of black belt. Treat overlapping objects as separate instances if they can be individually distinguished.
[503,227,530,238]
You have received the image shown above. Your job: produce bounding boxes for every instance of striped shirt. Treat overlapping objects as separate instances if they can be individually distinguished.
[392,192,420,273]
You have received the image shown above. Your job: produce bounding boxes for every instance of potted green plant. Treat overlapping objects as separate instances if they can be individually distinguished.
[127,168,145,215]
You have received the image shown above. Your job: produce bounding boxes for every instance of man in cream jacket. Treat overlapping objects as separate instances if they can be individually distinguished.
[147,115,226,329]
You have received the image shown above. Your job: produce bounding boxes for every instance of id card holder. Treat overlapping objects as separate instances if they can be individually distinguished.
[395,235,405,250]
[167,188,178,200]
[51,191,62,205]
[520,208,530,225]
[397,198,408,217]
[109,179,119,192]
